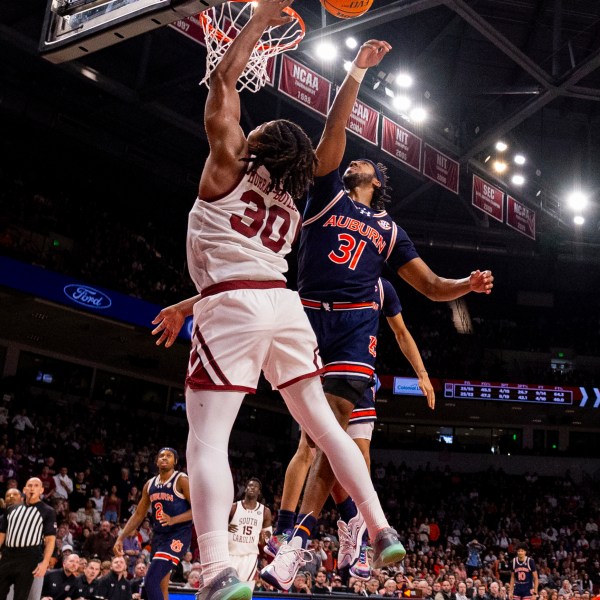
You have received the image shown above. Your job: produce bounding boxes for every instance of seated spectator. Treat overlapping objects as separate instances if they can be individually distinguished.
[76,499,100,525]
[82,520,116,562]
[185,571,202,590]
[72,558,102,600]
[41,553,80,600]
[96,556,132,600]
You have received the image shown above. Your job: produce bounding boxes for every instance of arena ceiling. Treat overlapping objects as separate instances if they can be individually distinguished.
[2,0,600,268]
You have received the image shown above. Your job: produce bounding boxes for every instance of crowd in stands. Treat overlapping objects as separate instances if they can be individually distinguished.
[2,395,600,599]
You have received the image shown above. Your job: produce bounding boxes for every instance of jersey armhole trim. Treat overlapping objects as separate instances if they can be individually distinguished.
[303,190,344,227]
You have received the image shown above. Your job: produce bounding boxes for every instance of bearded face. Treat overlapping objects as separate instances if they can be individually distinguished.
[342,170,376,191]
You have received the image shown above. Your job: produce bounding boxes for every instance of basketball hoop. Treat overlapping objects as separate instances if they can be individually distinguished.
[199,1,305,93]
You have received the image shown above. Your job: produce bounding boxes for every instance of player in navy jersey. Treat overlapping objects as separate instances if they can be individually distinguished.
[265,38,493,586]
[114,448,192,600]
[509,544,538,600]
[268,278,434,580]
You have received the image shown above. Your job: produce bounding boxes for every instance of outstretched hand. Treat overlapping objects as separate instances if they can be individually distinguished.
[354,39,392,69]
[151,306,186,348]
[469,269,494,294]
[252,0,294,27]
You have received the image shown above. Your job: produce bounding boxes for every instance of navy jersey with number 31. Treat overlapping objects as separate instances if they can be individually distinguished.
[298,169,419,301]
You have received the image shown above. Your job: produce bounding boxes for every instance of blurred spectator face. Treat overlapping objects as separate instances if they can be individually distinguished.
[367,578,380,594]
[490,583,499,595]
[384,580,398,595]
[134,563,147,578]
[332,576,343,588]
[478,585,487,596]
[294,573,307,589]
[5,488,22,507]
[85,561,101,581]
[433,582,442,593]
[78,557,88,575]
[101,561,112,576]
[443,581,452,593]
[316,572,327,585]
[99,521,112,535]
[111,556,127,575]
[183,552,193,563]
[458,583,467,595]
[63,554,80,575]
[187,571,202,588]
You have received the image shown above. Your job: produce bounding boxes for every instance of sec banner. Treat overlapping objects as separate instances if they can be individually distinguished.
[422,144,459,194]
[507,195,536,240]
[278,55,331,116]
[381,117,421,172]
[472,174,504,222]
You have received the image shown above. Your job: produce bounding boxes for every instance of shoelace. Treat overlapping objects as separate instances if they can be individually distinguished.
[275,543,314,571]
[338,521,353,549]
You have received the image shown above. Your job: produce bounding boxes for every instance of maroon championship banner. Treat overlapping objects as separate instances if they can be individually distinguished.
[472,174,504,222]
[345,95,379,145]
[278,55,331,116]
[507,195,536,240]
[381,117,421,172]
[422,144,459,194]
[169,16,206,46]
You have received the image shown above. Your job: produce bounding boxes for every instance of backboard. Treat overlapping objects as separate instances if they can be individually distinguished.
[39,0,227,63]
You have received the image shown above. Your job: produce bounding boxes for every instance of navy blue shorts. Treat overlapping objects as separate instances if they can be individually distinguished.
[304,304,379,385]
[151,527,192,566]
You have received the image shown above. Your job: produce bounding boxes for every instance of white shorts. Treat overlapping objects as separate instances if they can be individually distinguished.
[347,421,374,441]
[229,553,258,583]
[186,286,323,393]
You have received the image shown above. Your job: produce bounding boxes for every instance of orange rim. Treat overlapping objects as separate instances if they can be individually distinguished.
[199,1,305,52]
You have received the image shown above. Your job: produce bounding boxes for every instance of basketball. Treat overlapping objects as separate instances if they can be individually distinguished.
[320,0,374,19]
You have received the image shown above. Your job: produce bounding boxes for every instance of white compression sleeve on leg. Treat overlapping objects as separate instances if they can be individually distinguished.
[279,377,389,532]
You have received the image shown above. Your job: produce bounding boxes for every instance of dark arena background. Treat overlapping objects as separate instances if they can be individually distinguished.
[1,0,600,598]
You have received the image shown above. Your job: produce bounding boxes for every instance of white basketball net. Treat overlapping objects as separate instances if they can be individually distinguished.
[199,1,305,93]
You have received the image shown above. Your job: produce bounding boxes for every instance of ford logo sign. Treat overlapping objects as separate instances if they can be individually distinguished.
[63,284,112,309]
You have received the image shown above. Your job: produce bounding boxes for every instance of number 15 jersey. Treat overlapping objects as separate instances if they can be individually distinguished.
[187,165,301,292]
[298,169,419,302]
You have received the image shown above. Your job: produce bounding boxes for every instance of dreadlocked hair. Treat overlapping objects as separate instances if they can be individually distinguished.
[243,119,318,199]
[371,162,392,211]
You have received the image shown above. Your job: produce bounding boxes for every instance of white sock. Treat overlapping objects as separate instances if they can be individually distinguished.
[198,530,230,585]
[357,494,388,534]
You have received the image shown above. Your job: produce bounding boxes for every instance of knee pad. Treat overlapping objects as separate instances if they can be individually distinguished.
[323,377,370,406]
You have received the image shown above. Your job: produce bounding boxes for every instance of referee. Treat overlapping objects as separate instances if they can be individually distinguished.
[0,477,57,600]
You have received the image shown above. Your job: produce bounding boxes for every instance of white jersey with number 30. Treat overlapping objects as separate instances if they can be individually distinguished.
[187,165,301,292]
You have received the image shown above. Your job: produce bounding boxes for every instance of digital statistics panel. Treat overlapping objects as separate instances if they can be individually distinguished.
[443,380,582,405]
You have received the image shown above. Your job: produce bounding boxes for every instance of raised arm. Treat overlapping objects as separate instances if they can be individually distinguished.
[315,40,391,176]
[385,312,435,409]
[200,0,295,198]
[397,258,493,301]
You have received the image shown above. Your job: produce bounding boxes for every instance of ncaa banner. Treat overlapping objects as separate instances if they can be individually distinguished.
[422,144,460,194]
[472,174,504,222]
[278,55,331,116]
[507,195,536,240]
[344,93,379,145]
[381,117,421,173]
[169,16,206,46]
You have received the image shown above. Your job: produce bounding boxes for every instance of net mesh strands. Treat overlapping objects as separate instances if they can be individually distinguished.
[200,1,305,93]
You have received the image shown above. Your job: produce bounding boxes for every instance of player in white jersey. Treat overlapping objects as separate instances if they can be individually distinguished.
[228,478,272,587]
[150,3,408,600]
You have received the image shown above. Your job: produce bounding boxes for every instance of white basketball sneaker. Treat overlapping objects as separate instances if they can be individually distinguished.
[337,512,367,569]
[259,536,313,591]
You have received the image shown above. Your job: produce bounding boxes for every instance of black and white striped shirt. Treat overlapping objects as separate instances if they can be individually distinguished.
[0,501,56,548]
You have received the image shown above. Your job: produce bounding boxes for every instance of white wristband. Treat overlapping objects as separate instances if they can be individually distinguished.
[348,63,367,83]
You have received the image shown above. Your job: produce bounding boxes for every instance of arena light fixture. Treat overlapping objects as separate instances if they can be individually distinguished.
[343,60,352,72]
[385,87,395,98]
[315,41,337,60]
[495,141,508,152]
[395,72,413,88]
[567,191,588,211]
[511,174,525,185]
[574,215,585,225]
[345,37,358,49]
[493,160,507,173]
[409,106,427,123]
[393,95,411,111]
[514,154,526,165]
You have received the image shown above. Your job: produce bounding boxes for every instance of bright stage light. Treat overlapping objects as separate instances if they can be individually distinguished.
[495,141,508,152]
[567,191,588,211]
[316,41,337,60]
